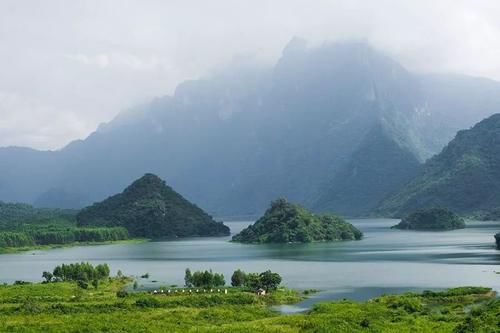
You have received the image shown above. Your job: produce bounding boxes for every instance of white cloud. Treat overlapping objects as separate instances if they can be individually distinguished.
[0,0,500,150]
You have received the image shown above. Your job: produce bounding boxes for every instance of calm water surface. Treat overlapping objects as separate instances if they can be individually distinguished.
[1,219,499,311]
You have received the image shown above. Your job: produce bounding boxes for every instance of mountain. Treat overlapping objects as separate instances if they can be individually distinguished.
[2,40,500,217]
[378,114,500,217]
[232,198,362,243]
[76,174,230,238]
[391,208,465,231]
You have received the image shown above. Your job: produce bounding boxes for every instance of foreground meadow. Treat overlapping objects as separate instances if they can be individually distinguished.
[0,279,498,332]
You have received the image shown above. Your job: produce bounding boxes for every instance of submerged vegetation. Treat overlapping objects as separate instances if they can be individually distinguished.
[232,198,362,243]
[392,208,466,231]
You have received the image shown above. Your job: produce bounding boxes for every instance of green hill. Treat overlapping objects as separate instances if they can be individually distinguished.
[77,174,230,238]
[377,114,500,218]
[392,208,465,231]
[0,201,77,230]
[232,198,362,243]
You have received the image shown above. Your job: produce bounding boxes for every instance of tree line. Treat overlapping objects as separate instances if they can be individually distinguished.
[184,269,225,288]
[0,227,129,248]
[183,268,282,291]
[42,262,111,289]
[230,269,282,291]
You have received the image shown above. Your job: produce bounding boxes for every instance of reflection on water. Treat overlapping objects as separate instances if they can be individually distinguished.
[1,219,499,306]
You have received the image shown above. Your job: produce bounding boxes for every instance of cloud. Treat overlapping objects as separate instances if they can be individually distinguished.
[0,0,500,150]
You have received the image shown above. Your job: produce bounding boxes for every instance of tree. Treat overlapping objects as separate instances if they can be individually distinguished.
[259,270,281,291]
[95,264,110,279]
[184,268,193,287]
[42,271,53,283]
[231,269,246,287]
[244,273,261,290]
[213,273,225,287]
[92,279,99,289]
[77,280,88,289]
[133,281,139,290]
[53,266,63,281]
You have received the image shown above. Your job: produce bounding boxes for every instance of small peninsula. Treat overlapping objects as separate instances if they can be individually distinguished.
[392,208,466,231]
[77,173,230,238]
[232,198,362,243]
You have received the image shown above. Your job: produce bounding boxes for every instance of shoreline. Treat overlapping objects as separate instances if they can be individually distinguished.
[0,238,149,254]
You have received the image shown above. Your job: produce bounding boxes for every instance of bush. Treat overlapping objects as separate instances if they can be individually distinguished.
[77,280,88,289]
[116,290,128,298]
[135,297,161,308]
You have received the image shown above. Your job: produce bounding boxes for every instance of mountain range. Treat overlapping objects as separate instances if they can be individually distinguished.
[2,39,500,217]
[378,113,500,218]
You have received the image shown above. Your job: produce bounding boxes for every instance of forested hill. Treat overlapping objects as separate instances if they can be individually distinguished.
[377,114,500,218]
[77,174,230,238]
[232,198,362,243]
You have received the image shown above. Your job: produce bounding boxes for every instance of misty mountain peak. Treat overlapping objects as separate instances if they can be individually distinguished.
[282,36,308,56]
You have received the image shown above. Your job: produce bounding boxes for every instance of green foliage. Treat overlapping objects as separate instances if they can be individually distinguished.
[231,269,245,287]
[77,280,88,289]
[392,208,466,231]
[378,114,500,218]
[0,201,77,229]
[51,262,110,282]
[185,269,226,288]
[0,201,130,250]
[76,173,230,238]
[184,268,193,287]
[229,269,282,291]
[0,280,496,332]
[42,271,53,283]
[232,198,362,243]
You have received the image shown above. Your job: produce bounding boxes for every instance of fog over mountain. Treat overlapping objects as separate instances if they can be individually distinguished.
[2,40,500,217]
[2,1,500,151]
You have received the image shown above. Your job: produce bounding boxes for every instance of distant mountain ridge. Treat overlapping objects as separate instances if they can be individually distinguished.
[377,114,500,217]
[2,40,500,217]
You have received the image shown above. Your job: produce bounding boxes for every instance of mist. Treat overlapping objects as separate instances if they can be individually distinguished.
[1,0,500,150]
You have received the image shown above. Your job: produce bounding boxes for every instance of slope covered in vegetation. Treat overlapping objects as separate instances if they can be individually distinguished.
[232,199,362,243]
[378,114,500,218]
[77,173,229,238]
[0,202,129,251]
[392,208,466,231]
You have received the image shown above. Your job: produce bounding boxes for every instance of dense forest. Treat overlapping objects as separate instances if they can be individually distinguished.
[232,198,362,243]
[392,208,466,231]
[0,201,129,249]
[77,173,230,238]
[378,114,500,218]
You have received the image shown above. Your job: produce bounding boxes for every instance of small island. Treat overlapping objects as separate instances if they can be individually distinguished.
[392,208,466,231]
[232,198,362,243]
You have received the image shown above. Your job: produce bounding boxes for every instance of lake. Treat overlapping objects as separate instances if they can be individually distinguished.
[1,219,499,311]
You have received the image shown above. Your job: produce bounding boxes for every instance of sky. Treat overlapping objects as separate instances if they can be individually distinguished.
[1,0,500,150]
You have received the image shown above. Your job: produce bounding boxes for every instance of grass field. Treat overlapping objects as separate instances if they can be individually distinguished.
[0,279,497,332]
